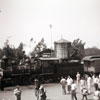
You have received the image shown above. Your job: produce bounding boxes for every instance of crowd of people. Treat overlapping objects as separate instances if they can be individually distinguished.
[2,72,100,100]
[13,79,47,100]
[60,72,100,100]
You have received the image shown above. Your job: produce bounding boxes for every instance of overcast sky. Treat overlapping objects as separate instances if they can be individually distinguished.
[0,0,100,54]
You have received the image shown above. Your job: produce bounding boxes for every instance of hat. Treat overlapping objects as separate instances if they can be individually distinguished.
[34,79,38,82]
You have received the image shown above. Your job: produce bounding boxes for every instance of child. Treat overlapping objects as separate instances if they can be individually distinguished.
[81,86,88,100]
[34,79,40,100]
[14,85,22,100]
[93,89,100,100]
[39,85,47,100]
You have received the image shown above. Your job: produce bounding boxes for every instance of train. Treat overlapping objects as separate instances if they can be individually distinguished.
[0,56,84,87]
[1,55,100,88]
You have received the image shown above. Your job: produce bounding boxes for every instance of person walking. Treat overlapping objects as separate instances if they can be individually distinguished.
[60,76,67,95]
[71,80,77,100]
[93,88,100,100]
[14,85,22,100]
[93,76,99,91]
[76,72,81,86]
[34,79,40,100]
[81,86,88,100]
[80,77,85,93]
[39,85,47,100]
[87,75,92,94]
[66,76,73,94]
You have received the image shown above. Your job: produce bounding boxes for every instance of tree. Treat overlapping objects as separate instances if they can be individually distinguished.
[69,38,85,60]
[31,38,47,57]
[16,42,25,60]
[85,47,100,56]
[0,48,3,58]
[2,41,16,59]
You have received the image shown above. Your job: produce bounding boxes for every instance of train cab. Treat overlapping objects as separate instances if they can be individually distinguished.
[38,57,60,73]
[83,55,100,74]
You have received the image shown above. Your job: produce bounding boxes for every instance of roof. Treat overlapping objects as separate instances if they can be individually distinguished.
[83,55,100,61]
[40,49,54,54]
[39,57,60,61]
[54,38,71,44]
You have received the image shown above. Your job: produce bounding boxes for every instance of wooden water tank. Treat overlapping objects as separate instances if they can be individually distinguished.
[54,38,71,59]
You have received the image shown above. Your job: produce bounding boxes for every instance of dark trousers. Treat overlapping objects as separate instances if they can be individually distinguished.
[71,90,77,100]
[94,83,98,90]
[0,81,4,91]
[82,94,87,100]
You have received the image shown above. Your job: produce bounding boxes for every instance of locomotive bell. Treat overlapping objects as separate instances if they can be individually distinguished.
[2,55,7,60]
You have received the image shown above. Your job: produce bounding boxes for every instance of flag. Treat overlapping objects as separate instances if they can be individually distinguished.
[30,38,33,42]
[49,24,52,28]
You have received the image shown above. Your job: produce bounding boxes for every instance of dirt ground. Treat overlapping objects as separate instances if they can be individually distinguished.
[0,83,94,100]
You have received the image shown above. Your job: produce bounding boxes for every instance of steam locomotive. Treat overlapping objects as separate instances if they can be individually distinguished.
[0,56,84,87]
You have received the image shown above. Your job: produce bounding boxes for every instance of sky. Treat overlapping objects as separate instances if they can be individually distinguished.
[0,0,100,54]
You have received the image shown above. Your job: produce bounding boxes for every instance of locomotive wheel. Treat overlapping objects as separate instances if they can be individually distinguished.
[29,76,36,85]
[23,76,29,85]
[12,78,18,86]
[12,77,23,86]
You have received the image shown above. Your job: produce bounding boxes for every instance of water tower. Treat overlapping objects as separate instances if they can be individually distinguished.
[54,38,71,59]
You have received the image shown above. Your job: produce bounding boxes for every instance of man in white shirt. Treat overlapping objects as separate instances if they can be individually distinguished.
[76,72,81,86]
[67,76,73,94]
[60,76,67,95]
[87,75,92,94]
[93,76,99,91]
[80,77,85,93]
[71,80,77,100]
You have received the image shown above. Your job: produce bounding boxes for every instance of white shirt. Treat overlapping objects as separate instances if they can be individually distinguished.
[99,74,100,79]
[67,78,73,85]
[76,73,80,80]
[60,78,67,86]
[0,71,3,76]
[87,77,92,85]
[14,88,21,96]
[93,90,100,100]
[80,79,85,86]
[93,77,99,84]
[98,83,100,89]
[71,83,77,91]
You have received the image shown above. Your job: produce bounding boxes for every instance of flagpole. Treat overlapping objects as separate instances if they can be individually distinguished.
[50,24,52,57]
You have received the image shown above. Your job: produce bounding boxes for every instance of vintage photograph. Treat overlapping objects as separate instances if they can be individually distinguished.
[0,0,100,100]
